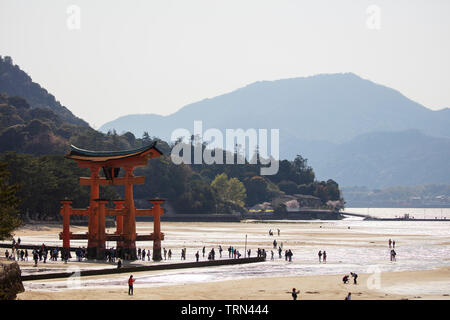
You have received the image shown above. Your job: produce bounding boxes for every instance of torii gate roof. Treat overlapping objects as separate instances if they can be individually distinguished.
[66,141,163,163]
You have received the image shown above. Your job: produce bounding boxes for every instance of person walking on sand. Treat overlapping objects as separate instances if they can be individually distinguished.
[128,275,135,295]
[288,249,293,262]
[318,250,322,263]
[323,251,327,263]
[195,251,199,262]
[388,239,392,248]
[33,250,38,267]
[291,288,300,300]
[203,246,206,258]
[351,272,358,285]
[163,248,167,260]
[345,292,351,300]
[393,240,396,248]
[390,249,397,261]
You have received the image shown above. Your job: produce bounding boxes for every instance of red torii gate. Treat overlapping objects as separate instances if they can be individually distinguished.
[59,142,165,260]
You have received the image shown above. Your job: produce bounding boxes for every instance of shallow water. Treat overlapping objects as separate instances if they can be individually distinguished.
[9,217,450,293]
[344,207,450,219]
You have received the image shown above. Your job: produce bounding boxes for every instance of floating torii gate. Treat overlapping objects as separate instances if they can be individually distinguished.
[59,142,165,260]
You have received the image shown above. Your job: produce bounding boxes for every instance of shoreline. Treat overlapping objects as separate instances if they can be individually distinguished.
[16,266,450,300]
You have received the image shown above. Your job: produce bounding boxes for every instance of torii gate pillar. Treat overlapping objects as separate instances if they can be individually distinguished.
[150,199,164,261]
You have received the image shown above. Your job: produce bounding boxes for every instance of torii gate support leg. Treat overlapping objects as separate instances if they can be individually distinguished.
[150,200,164,261]
[87,166,100,259]
[123,166,137,260]
[60,200,72,259]
[95,199,108,260]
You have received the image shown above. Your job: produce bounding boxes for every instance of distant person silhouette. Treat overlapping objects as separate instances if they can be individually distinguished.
[342,275,349,284]
[128,275,135,295]
[351,272,358,285]
[291,288,300,300]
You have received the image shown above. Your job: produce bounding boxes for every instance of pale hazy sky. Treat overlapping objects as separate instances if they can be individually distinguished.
[1,0,449,128]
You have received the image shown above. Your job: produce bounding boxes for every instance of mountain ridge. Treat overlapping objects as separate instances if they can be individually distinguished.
[100,72,450,144]
[0,56,88,127]
[99,73,450,188]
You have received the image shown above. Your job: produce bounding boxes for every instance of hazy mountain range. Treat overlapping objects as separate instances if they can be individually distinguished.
[1,54,448,189]
[100,73,450,188]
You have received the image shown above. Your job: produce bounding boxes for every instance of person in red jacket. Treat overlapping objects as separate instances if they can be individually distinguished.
[128,275,135,295]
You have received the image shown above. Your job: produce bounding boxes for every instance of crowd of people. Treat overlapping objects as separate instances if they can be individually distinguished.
[5,239,70,266]
[4,228,299,266]
[5,231,398,269]
[4,229,404,300]
[4,230,298,269]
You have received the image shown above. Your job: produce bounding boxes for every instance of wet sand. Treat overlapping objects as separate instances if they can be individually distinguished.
[3,221,450,300]
[16,267,450,300]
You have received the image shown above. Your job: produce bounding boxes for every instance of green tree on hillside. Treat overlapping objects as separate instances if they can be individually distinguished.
[211,173,229,199]
[211,173,246,207]
[278,180,298,195]
[0,162,21,239]
[227,177,246,207]
[243,176,276,207]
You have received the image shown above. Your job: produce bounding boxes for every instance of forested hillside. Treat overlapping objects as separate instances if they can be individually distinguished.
[0,56,87,126]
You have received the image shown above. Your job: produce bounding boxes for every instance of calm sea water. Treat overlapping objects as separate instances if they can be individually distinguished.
[343,207,450,219]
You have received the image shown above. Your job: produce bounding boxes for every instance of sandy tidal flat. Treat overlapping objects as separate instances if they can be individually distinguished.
[2,220,450,300]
